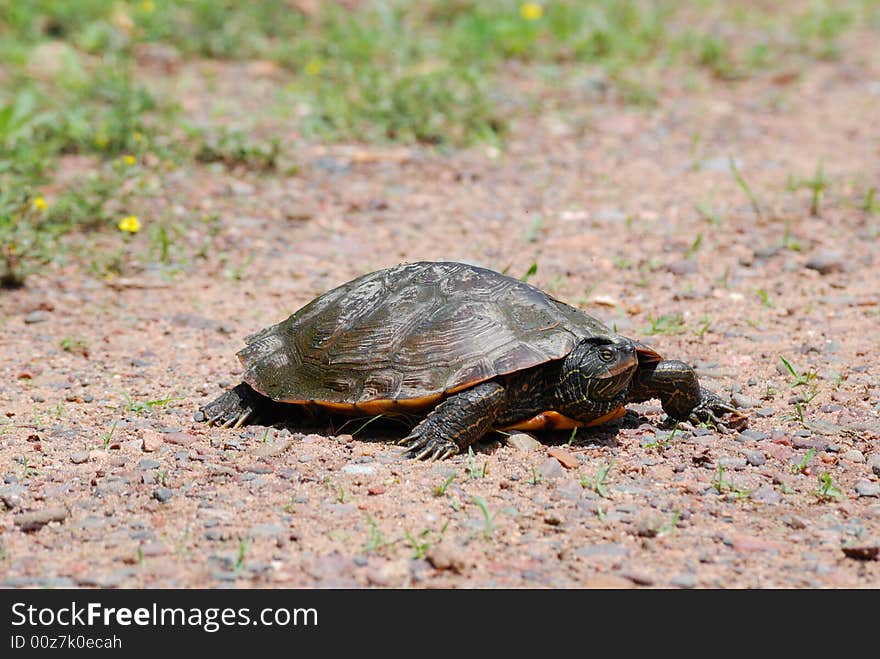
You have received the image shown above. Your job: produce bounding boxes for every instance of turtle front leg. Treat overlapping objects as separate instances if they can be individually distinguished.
[195,382,284,428]
[399,381,506,461]
[628,360,738,424]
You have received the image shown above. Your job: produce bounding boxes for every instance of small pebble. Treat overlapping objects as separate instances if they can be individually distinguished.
[805,250,843,275]
[670,573,696,588]
[855,481,880,498]
[718,457,747,470]
[842,449,865,464]
[24,310,50,324]
[70,451,90,464]
[867,454,880,477]
[636,514,664,538]
[745,451,766,467]
[738,430,768,442]
[750,486,781,505]
[152,487,174,503]
[539,457,564,480]
[341,464,376,476]
[505,433,543,452]
[731,393,760,409]
[842,541,879,561]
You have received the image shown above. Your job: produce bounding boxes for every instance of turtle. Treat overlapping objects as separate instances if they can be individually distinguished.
[196,261,740,460]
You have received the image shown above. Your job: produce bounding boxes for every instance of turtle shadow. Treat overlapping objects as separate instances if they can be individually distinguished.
[257,407,661,453]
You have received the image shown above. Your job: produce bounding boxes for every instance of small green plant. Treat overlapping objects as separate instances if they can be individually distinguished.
[125,395,182,414]
[528,468,543,486]
[694,316,712,339]
[862,187,878,214]
[404,529,429,559]
[471,496,496,539]
[60,337,90,357]
[282,496,297,514]
[566,427,578,446]
[787,162,828,216]
[336,484,347,503]
[729,158,763,220]
[712,464,750,498]
[580,461,613,498]
[644,313,685,335]
[696,201,723,227]
[791,447,816,474]
[779,356,817,387]
[520,262,538,282]
[101,419,119,448]
[812,472,841,500]
[234,539,247,571]
[755,289,773,308]
[435,473,456,497]
[465,446,487,480]
[20,457,36,479]
[363,515,385,554]
[660,510,681,534]
[684,234,703,259]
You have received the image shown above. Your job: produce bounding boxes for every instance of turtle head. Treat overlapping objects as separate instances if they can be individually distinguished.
[558,335,638,403]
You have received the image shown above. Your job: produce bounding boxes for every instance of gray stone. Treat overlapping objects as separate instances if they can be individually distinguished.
[24,310,49,324]
[855,481,880,498]
[77,568,136,588]
[745,451,766,467]
[750,486,781,505]
[248,524,286,539]
[341,464,376,476]
[670,573,696,588]
[842,449,865,464]
[738,430,768,442]
[666,259,698,275]
[718,457,747,470]
[731,393,760,409]
[505,433,543,452]
[575,543,628,559]
[868,454,880,477]
[702,156,741,172]
[636,514,664,538]
[138,459,161,470]
[70,451,90,464]
[0,484,26,510]
[14,506,68,531]
[539,457,564,480]
[152,487,174,502]
[805,250,843,275]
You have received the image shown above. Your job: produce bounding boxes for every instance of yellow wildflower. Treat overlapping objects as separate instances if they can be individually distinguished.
[122,154,136,166]
[142,0,155,13]
[520,2,543,21]
[118,215,141,233]
[304,59,322,76]
[32,197,48,212]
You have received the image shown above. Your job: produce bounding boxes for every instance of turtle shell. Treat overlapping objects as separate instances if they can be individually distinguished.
[237,261,617,413]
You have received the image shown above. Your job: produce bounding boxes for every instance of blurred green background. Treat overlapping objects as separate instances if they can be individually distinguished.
[1,0,877,286]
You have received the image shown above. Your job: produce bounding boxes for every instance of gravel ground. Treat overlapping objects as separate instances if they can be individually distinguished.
[1,35,879,588]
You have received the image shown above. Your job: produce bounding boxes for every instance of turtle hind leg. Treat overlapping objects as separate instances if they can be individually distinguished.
[195,382,284,428]
[399,381,506,461]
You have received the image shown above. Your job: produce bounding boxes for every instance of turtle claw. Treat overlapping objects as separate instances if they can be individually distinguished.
[400,431,459,461]
[688,388,748,429]
[198,383,271,430]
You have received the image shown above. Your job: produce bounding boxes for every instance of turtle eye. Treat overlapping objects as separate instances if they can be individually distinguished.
[598,348,614,362]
